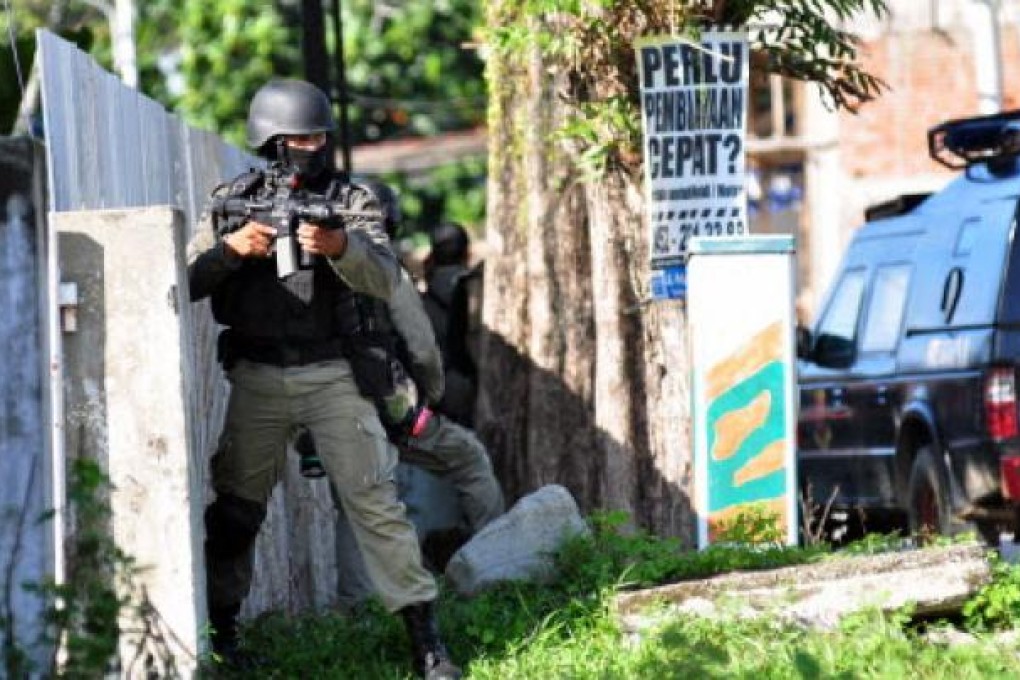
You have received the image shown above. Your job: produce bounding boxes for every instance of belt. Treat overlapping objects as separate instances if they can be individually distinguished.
[232,339,346,367]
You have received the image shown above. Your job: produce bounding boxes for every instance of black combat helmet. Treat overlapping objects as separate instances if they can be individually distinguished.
[362,181,402,238]
[246,78,336,152]
[430,222,470,266]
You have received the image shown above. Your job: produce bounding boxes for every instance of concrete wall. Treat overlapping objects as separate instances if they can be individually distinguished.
[0,137,54,673]
[55,207,207,672]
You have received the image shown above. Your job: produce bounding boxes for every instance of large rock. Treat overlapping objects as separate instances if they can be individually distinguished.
[445,485,589,595]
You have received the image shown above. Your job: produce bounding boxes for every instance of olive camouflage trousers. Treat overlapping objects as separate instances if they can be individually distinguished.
[334,412,504,609]
[207,358,436,613]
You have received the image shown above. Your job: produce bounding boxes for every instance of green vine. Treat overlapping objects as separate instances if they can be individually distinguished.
[554,94,643,181]
[3,458,178,678]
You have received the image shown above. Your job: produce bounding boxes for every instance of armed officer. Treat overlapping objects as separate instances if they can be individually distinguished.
[186,78,461,679]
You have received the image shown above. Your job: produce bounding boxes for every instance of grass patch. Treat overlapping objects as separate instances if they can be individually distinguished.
[201,513,1020,678]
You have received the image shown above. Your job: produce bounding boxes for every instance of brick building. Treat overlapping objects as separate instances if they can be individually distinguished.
[752,0,1020,317]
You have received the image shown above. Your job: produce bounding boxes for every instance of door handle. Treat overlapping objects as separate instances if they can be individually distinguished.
[875,385,888,406]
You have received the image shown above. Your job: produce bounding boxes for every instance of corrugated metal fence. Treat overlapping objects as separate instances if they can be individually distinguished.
[38,29,256,225]
[36,29,251,507]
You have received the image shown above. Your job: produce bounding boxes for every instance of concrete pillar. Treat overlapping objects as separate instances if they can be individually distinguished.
[54,207,205,674]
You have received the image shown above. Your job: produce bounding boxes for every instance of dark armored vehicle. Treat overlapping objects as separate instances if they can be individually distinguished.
[797,110,1020,542]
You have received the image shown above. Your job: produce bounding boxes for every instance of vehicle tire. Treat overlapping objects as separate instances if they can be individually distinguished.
[906,446,954,541]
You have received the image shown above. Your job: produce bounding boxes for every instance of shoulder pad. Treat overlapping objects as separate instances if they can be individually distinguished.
[338,182,381,211]
[334,181,359,201]
[219,170,265,198]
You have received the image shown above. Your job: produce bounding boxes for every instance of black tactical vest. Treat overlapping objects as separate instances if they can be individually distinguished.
[210,170,358,365]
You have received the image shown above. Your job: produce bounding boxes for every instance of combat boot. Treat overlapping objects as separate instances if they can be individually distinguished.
[399,600,462,679]
[208,603,241,661]
[209,603,263,670]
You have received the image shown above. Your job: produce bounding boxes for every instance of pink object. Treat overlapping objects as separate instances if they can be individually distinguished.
[411,407,434,438]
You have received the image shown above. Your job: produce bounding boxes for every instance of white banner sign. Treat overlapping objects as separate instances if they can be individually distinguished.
[636,29,750,299]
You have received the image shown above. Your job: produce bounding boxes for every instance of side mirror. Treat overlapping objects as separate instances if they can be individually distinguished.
[812,332,856,369]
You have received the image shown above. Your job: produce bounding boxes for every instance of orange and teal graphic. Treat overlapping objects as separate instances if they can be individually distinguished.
[703,321,790,537]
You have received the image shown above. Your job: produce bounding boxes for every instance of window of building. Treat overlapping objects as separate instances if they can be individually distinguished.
[749,72,800,139]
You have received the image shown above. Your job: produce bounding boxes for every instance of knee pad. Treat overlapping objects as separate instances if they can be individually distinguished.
[205,494,266,559]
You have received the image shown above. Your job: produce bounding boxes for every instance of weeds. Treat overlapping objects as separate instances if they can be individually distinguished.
[836,531,912,556]
[2,458,179,677]
[963,554,1020,632]
[553,509,827,595]
[225,510,1020,678]
[800,482,841,546]
[233,581,1020,679]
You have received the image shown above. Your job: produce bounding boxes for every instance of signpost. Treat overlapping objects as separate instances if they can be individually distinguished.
[635,29,750,300]
[687,235,799,548]
[635,28,795,546]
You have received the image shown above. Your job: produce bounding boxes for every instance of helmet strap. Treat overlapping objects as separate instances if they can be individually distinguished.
[260,137,288,162]
[266,136,330,180]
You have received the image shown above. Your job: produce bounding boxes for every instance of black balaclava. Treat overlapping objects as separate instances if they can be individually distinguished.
[286,145,329,178]
[269,136,336,184]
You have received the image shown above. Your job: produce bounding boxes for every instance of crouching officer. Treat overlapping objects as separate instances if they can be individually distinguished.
[186,77,461,679]
[293,182,504,606]
[422,222,479,427]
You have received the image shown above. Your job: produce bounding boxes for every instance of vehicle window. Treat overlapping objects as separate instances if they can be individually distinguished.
[861,264,911,353]
[817,269,866,342]
[954,217,980,256]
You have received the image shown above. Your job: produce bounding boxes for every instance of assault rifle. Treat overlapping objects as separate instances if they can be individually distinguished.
[210,163,383,278]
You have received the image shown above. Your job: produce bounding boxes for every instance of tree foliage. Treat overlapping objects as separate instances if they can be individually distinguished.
[488,0,888,179]
[339,1,489,230]
[342,0,487,144]
[171,1,298,146]
[477,0,890,538]
[0,4,105,134]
